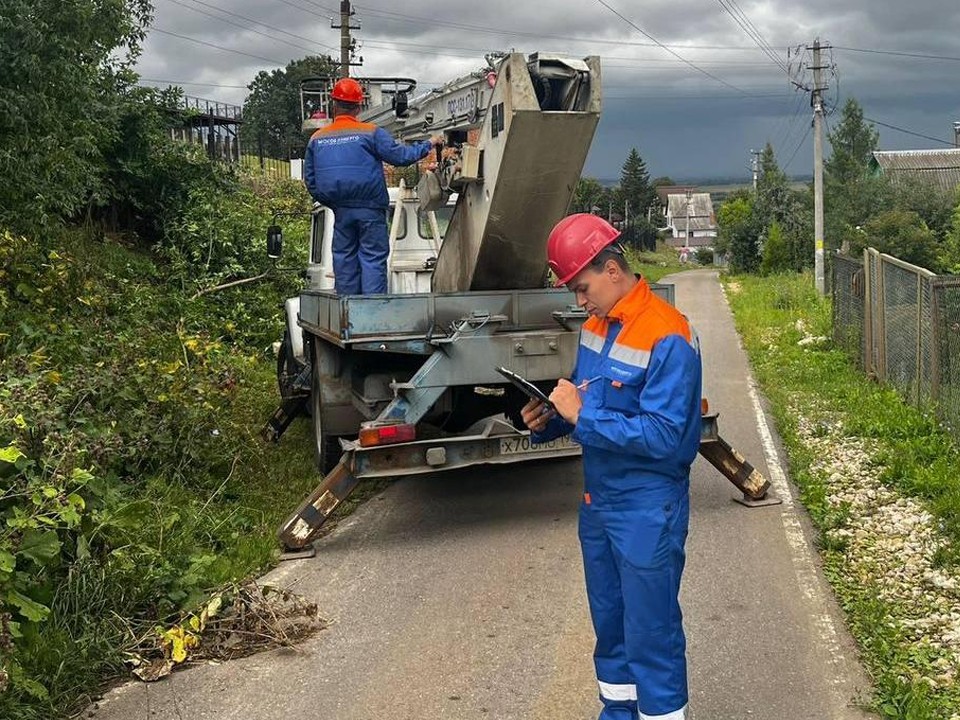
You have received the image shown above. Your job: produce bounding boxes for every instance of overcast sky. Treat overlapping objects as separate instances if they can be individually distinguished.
[136,0,960,182]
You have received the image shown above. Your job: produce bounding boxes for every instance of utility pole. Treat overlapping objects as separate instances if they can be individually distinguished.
[331,1,361,78]
[954,121,960,148]
[684,189,692,248]
[810,38,829,296]
[750,149,761,192]
[624,199,629,229]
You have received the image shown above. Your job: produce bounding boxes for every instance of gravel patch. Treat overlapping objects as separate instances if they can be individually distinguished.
[794,411,960,701]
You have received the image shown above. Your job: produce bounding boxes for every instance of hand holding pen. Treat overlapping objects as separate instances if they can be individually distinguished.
[576,375,602,391]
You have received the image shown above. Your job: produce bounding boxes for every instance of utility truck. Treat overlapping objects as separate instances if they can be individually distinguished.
[264,53,773,554]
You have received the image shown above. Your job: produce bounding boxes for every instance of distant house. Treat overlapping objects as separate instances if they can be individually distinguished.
[664,192,717,247]
[655,185,698,207]
[870,149,960,193]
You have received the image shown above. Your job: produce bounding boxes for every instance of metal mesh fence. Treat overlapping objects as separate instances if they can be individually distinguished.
[934,279,960,435]
[882,260,923,402]
[832,255,865,367]
[833,249,960,439]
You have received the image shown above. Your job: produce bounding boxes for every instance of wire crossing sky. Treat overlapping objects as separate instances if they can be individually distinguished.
[137,0,960,180]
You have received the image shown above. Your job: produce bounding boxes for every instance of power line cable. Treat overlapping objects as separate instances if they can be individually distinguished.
[834,45,960,62]
[276,0,337,24]
[174,0,339,53]
[774,90,809,152]
[354,3,762,52]
[152,27,287,64]
[163,0,323,56]
[783,121,812,171]
[140,78,251,89]
[359,35,775,65]
[714,0,787,72]
[863,116,955,146]
[295,0,340,14]
[592,0,749,94]
[725,0,786,65]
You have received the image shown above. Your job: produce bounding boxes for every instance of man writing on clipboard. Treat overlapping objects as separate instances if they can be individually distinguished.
[520,214,702,720]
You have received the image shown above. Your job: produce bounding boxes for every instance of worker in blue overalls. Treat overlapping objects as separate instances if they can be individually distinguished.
[522,214,702,720]
[304,77,443,295]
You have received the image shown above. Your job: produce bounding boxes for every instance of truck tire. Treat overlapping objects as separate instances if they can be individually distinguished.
[310,351,341,474]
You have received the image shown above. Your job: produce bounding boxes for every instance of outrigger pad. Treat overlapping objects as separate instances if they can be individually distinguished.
[733,494,783,508]
[279,543,316,561]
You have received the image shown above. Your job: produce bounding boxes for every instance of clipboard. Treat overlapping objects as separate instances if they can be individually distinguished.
[495,366,553,409]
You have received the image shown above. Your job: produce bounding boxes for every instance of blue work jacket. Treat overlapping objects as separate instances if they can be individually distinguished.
[304,115,432,210]
[533,279,703,506]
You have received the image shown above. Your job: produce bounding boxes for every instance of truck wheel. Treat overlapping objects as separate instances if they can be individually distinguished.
[310,353,341,474]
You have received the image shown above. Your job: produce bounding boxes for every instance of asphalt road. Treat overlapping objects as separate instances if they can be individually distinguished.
[93,270,876,720]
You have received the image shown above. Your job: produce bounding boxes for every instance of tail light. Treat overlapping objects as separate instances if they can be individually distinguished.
[358,422,416,447]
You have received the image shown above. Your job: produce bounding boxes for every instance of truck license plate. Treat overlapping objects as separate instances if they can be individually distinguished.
[499,434,576,456]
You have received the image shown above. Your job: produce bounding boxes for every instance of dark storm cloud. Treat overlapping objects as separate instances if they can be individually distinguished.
[137,0,960,179]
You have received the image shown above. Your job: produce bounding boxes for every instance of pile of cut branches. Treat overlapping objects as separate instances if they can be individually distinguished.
[126,582,326,682]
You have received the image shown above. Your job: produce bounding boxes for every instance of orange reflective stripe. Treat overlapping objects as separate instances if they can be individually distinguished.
[584,492,592,505]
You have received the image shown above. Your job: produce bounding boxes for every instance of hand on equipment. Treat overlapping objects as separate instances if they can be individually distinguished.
[429,135,445,147]
[549,378,582,425]
[521,398,555,433]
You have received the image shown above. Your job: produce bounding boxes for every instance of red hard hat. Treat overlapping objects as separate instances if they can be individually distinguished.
[331,77,363,104]
[547,214,622,285]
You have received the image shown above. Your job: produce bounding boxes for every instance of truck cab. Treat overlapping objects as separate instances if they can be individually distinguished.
[280,183,457,380]
[304,182,457,295]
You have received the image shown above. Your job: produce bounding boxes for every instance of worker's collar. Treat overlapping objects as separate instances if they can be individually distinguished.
[332,114,362,124]
[604,275,650,323]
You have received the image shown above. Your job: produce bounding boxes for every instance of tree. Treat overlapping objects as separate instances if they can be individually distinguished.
[824,98,882,244]
[0,0,152,231]
[940,199,960,273]
[240,55,338,160]
[717,192,760,273]
[760,221,791,275]
[616,148,655,222]
[651,176,676,188]
[571,177,608,214]
[754,142,789,229]
[826,99,879,187]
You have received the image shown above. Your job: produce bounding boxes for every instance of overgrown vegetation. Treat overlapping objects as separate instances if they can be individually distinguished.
[725,273,960,718]
[0,180,320,718]
[0,1,330,715]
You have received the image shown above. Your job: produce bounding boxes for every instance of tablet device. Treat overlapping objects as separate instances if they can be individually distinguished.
[495,366,553,409]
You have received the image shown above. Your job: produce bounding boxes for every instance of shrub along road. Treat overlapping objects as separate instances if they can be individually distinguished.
[92,270,875,719]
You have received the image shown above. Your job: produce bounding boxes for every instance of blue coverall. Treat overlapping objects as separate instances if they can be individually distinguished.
[304,115,432,295]
[533,278,702,720]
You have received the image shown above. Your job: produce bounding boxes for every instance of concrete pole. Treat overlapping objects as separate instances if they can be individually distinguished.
[340,1,351,77]
[332,1,360,77]
[812,39,826,295]
[954,121,960,148]
[685,189,692,248]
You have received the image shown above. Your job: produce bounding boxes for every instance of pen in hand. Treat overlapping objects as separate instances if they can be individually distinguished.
[576,375,602,391]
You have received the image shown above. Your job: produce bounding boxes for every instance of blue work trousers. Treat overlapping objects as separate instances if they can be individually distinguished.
[332,206,389,295]
[579,490,690,720]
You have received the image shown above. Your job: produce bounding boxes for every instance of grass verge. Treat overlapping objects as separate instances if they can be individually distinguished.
[724,271,960,719]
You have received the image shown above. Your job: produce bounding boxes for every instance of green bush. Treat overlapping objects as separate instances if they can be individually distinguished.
[760,221,791,275]
[690,247,711,266]
[847,209,939,270]
[0,0,152,232]
[0,172,313,716]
